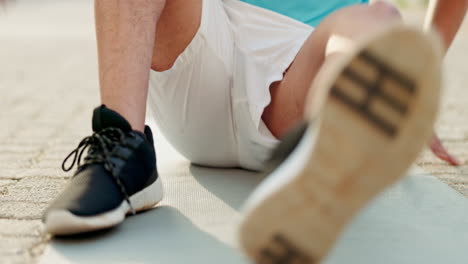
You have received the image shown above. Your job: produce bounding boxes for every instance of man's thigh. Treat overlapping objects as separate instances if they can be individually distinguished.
[262,2,402,138]
[151,0,202,72]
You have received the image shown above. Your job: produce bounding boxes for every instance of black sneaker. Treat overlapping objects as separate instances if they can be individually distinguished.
[43,105,163,235]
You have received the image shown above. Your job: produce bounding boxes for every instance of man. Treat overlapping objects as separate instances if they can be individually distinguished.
[43,0,467,262]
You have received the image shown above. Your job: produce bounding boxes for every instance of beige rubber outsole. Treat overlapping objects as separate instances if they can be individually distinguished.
[239,25,442,264]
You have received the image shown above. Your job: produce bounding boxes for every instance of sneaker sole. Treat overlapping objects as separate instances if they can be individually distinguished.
[44,176,164,235]
[239,25,442,263]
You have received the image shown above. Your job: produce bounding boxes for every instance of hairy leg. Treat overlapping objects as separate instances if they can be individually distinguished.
[95,0,201,132]
[262,1,401,138]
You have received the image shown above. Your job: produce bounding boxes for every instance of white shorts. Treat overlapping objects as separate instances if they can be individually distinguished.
[147,0,313,171]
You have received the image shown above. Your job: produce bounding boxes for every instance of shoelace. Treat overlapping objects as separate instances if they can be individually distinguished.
[62,127,137,214]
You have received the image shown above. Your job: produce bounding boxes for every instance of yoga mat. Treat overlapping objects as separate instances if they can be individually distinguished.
[39,125,468,264]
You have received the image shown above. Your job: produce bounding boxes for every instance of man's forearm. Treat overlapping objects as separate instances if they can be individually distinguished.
[425,0,468,52]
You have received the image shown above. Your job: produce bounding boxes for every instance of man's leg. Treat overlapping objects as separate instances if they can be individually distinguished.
[262,1,401,138]
[95,0,164,132]
[95,0,201,132]
[43,0,202,235]
[240,3,442,262]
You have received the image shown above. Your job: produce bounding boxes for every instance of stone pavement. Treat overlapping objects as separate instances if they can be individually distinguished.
[0,1,467,263]
[0,1,99,263]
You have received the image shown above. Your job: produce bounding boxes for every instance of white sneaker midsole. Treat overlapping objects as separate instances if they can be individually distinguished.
[44,176,164,235]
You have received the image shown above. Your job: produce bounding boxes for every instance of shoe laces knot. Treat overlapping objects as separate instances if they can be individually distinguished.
[62,127,138,214]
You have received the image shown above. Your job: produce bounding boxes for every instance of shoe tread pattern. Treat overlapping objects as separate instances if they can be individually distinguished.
[330,50,416,138]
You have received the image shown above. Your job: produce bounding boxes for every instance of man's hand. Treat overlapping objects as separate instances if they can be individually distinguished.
[424,0,466,165]
[429,132,461,166]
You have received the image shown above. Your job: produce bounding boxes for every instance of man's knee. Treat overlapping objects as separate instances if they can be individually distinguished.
[370,1,402,19]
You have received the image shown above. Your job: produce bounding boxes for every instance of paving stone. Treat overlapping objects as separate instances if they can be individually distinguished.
[0,169,27,181]
[0,178,68,203]
[0,255,34,264]
[0,220,44,237]
[0,201,48,220]
[0,237,42,255]
[17,168,70,180]
[0,181,16,188]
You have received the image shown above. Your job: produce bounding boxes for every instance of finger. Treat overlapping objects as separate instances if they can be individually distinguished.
[429,134,461,166]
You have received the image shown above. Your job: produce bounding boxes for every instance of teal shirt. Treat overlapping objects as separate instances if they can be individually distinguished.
[240,0,369,27]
